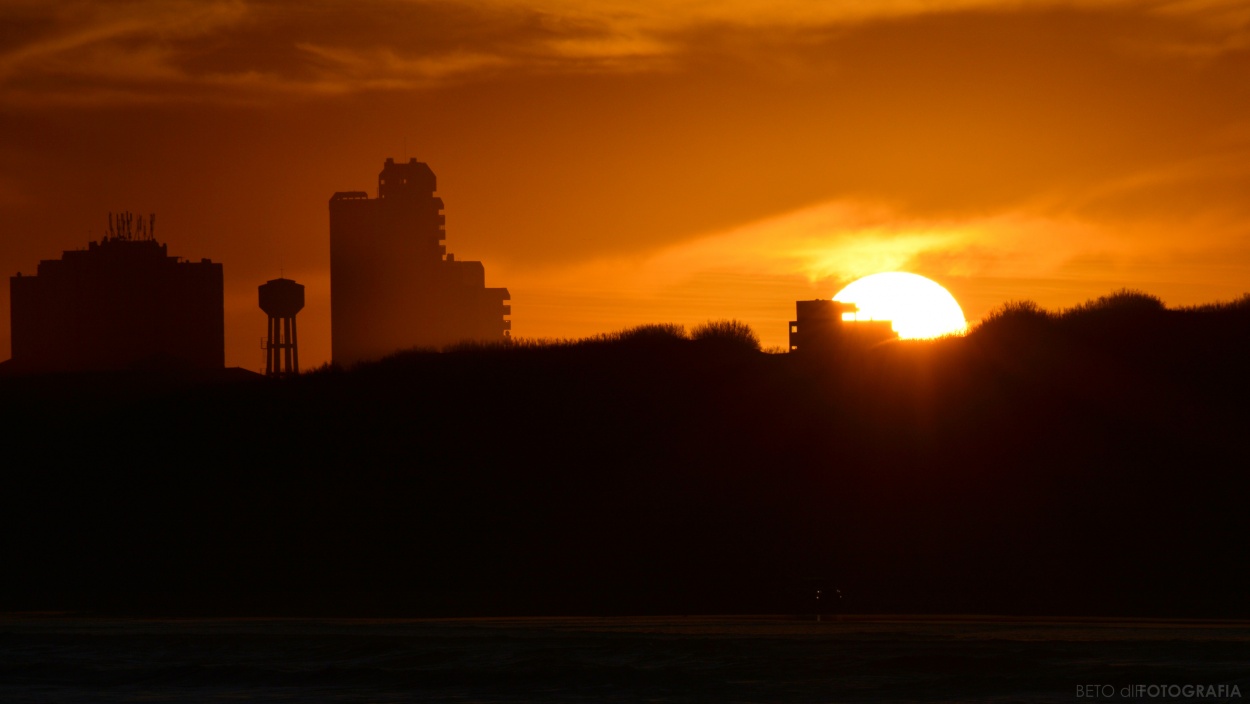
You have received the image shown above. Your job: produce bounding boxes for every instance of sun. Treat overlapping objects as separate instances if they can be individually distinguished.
[833,272,967,339]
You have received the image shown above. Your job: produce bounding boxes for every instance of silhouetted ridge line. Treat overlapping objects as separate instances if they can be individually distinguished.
[975,288,1250,329]
[973,289,1250,347]
[2,290,1249,617]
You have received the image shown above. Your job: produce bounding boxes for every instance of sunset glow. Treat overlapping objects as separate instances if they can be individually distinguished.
[6,0,1250,662]
[834,272,968,339]
[3,1,1250,366]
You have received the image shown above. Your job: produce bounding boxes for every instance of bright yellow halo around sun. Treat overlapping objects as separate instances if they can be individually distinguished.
[833,272,968,339]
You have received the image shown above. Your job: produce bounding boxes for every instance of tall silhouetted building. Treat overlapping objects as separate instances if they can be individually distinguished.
[329,158,510,366]
[789,299,896,352]
[8,212,224,372]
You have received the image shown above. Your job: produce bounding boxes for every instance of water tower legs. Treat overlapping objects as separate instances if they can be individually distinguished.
[267,314,299,376]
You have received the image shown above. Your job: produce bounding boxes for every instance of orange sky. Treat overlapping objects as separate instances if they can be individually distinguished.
[2,0,1249,368]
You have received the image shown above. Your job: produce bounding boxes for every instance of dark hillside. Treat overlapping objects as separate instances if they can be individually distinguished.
[2,298,1249,617]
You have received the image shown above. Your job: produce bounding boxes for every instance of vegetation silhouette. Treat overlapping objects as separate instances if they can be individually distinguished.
[691,319,763,352]
[1,291,1248,618]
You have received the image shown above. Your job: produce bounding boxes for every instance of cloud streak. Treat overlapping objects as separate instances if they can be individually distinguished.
[2,0,1246,106]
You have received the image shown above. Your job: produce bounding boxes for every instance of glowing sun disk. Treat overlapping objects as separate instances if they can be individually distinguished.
[833,272,967,339]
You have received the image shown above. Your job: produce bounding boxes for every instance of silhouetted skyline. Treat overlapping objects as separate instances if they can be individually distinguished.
[3,2,1249,368]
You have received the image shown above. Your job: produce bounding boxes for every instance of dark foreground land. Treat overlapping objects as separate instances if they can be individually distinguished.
[1,615,1248,703]
[2,292,1250,617]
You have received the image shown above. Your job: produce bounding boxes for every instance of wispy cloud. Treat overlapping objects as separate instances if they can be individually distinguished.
[294,44,511,91]
[1,0,1245,106]
[521,200,1097,291]
[0,1,245,76]
[0,0,675,106]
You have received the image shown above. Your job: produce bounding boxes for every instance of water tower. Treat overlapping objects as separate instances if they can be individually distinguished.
[259,278,304,376]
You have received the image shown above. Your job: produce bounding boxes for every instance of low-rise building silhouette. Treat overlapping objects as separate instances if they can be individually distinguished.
[329,158,510,366]
[789,299,896,352]
[8,212,223,372]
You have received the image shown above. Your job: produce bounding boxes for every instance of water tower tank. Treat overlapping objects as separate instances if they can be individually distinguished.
[259,278,304,318]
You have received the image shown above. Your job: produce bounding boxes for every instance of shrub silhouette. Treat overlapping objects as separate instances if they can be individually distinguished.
[1179,293,1250,314]
[599,323,688,344]
[972,299,1054,337]
[626,322,687,338]
[1062,288,1165,318]
[981,299,1052,321]
[690,319,762,352]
